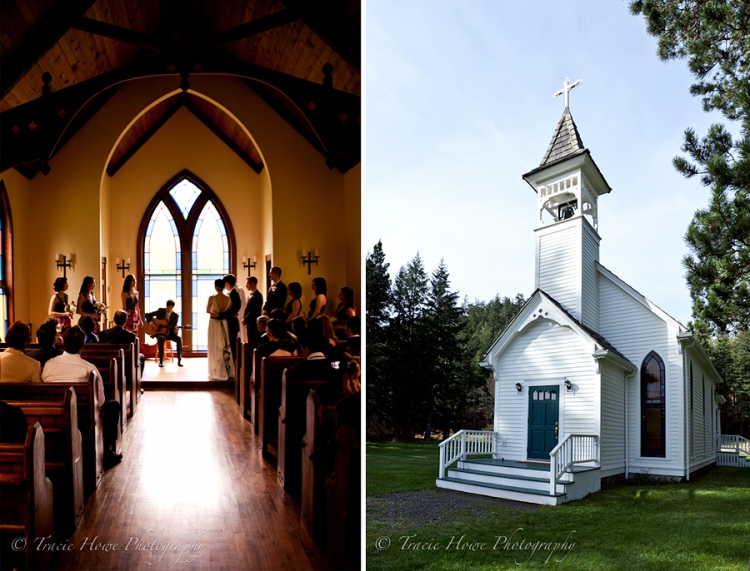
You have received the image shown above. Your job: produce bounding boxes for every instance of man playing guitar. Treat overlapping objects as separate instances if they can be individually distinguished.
[144,300,183,367]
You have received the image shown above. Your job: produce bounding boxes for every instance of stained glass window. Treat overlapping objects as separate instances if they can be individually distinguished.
[191,201,229,351]
[641,351,666,457]
[143,202,182,345]
[0,203,8,340]
[169,179,202,219]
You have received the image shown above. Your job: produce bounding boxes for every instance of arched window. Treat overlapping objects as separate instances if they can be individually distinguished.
[0,182,13,340]
[138,171,235,354]
[641,351,666,457]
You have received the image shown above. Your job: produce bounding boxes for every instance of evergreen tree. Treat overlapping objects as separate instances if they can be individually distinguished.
[705,331,750,436]
[630,0,750,335]
[388,254,429,439]
[365,241,392,437]
[423,261,466,440]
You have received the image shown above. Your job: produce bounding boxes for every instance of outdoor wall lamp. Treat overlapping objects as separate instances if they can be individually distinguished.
[565,379,572,390]
[515,383,523,392]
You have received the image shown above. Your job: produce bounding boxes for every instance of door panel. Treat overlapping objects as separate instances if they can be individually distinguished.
[528,385,559,460]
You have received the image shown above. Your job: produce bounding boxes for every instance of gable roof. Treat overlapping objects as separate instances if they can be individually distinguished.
[482,289,632,370]
[540,109,585,167]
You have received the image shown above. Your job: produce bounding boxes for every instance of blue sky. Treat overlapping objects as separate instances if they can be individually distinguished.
[365,0,731,326]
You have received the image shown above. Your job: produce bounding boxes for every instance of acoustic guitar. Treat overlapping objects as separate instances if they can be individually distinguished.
[143,318,170,337]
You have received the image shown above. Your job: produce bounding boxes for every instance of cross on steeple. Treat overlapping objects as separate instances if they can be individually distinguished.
[552,77,582,109]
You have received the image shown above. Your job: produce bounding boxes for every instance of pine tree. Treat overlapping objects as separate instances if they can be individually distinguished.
[388,254,429,439]
[423,261,466,440]
[365,241,392,437]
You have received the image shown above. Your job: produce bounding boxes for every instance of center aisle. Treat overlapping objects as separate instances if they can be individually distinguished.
[56,388,322,570]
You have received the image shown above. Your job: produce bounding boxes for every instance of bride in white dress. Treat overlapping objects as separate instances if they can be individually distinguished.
[207,278,235,381]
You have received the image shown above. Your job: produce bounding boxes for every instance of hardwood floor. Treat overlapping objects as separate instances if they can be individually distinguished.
[54,389,324,570]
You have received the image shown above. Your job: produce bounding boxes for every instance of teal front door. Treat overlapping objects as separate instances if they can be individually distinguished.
[528,385,559,460]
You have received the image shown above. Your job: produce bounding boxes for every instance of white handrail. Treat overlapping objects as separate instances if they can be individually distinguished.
[717,434,750,456]
[549,434,598,495]
[438,430,498,478]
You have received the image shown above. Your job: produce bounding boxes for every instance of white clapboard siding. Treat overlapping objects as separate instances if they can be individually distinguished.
[538,224,579,319]
[598,271,684,474]
[495,318,596,461]
[688,355,716,468]
[580,222,600,331]
[600,361,625,474]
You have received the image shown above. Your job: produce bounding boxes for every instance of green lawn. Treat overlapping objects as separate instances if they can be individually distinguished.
[366,442,750,571]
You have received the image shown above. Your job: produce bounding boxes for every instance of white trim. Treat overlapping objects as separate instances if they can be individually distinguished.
[633,349,671,463]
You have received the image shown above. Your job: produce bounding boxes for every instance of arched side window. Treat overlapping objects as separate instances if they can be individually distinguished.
[641,351,666,457]
[0,182,13,340]
[137,171,235,354]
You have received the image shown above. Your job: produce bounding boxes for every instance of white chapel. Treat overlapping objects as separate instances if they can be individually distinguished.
[437,80,730,505]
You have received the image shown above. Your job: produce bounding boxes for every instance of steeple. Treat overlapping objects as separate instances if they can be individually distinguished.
[521,78,612,330]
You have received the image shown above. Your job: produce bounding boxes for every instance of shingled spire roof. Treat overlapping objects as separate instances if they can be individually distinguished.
[540,108,585,166]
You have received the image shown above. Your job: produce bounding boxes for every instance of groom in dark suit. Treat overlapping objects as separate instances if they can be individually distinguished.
[243,276,264,342]
[145,300,182,367]
[217,274,241,363]
[263,266,287,314]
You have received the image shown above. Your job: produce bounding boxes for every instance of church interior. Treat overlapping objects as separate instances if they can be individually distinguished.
[0,0,361,568]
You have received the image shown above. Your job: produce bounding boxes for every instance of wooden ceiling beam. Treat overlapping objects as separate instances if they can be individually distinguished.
[0,0,98,99]
[204,9,299,50]
[280,0,360,73]
[71,17,168,52]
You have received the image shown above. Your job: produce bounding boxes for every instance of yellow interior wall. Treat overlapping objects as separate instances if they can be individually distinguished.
[0,169,31,325]
[108,106,262,320]
[2,74,359,331]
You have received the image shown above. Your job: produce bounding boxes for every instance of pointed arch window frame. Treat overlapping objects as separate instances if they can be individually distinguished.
[640,350,666,458]
[0,182,14,340]
[137,170,236,355]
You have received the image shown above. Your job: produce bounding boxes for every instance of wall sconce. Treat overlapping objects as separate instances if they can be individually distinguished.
[115,257,131,278]
[515,383,523,392]
[55,253,73,278]
[242,256,257,277]
[301,249,320,275]
[564,379,572,390]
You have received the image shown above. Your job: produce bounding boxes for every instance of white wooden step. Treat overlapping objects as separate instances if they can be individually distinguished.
[447,467,571,494]
[458,459,574,482]
[436,477,564,506]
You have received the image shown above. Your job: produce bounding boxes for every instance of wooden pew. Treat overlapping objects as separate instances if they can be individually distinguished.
[0,375,104,498]
[239,342,260,420]
[300,390,337,545]
[83,343,136,419]
[249,348,264,434]
[235,337,243,403]
[0,422,54,571]
[258,356,306,463]
[277,369,327,500]
[4,388,85,540]
[83,351,126,434]
[326,394,361,571]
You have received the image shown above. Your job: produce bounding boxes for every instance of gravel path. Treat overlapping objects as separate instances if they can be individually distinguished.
[367,489,540,527]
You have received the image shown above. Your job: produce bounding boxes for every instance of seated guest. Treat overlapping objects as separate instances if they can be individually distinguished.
[100,310,146,377]
[79,315,99,343]
[43,327,122,465]
[0,402,28,443]
[344,316,361,358]
[318,315,338,348]
[0,322,42,383]
[256,315,270,344]
[269,308,286,322]
[257,319,297,358]
[304,318,330,357]
[26,319,63,366]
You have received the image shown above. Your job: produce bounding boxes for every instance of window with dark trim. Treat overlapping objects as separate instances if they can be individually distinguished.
[641,351,666,457]
[0,182,13,340]
[138,170,235,354]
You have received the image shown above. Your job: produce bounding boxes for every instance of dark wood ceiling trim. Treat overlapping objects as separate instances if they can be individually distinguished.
[280,0,360,73]
[107,96,186,177]
[182,98,264,174]
[0,0,98,99]
[71,17,168,52]
[205,9,299,49]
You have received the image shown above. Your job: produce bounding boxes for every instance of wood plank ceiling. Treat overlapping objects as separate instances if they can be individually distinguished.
[0,0,361,176]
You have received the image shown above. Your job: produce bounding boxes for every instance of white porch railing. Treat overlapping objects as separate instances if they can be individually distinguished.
[716,435,750,467]
[549,435,599,495]
[438,430,499,478]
